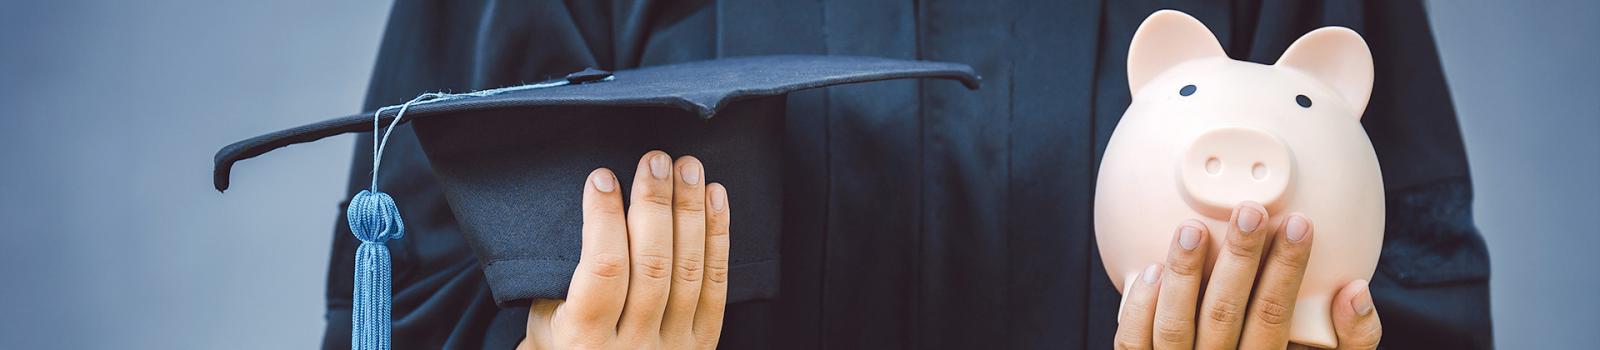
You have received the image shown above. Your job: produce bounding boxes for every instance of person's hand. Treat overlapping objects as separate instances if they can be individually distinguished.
[1113,202,1382,349]
[519,151,731,350]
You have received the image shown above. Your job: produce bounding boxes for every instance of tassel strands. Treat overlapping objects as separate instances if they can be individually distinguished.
[347,190,404,350]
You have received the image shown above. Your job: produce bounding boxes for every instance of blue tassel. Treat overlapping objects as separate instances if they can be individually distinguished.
[346,72,613,349]
[347,190,404,350]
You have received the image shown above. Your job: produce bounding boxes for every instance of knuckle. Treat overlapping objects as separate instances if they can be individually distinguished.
[1269,250,1308,271]
[1154,316,1192,344]
[1223,234,1263,260]
[1165,258,1205,279]
[635,253,674,280]
[636,202,676,220]
[707,221,730,237]
[674,200,707,215]
[1252,296,1294,327]
[703,259,730,284]
[1205,298,1246,325]
[674,254,706,283]
[585,253,629,279]
[641,190,675,208]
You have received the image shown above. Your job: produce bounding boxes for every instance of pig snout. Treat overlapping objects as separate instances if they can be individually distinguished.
[1178,127,1293,217]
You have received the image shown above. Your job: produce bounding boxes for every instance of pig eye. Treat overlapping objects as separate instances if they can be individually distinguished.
[1179,84,1197,96]
[1295,94,1313,108]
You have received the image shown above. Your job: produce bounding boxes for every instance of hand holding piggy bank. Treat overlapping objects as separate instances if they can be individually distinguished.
[1094,10,1382,348]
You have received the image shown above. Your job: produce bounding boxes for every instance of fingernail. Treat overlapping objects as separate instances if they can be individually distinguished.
[1142,263,1162,285]
[1286,215,1309,242]
[592,172,615,193]
[1178,226,1200,250]
[681,163,701,185]
[649,153,670,179]
[1236,205,1263,233]
[710,186,727,212]
[1353,281,1374,316]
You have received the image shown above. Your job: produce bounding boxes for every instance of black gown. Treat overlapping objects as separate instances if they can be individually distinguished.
[321,0,1492,348]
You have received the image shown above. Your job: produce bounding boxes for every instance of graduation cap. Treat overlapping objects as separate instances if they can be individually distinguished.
[213,55,978,349]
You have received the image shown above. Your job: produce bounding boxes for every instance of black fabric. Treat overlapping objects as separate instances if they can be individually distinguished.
[232,0,1493,349]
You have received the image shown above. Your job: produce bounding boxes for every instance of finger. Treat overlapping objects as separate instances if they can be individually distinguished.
[618,151,677,338]
[1195,201,1272,349]
[1239,214,1315,349]
[559,168,631,328]
[1330,280,1382,350]
[693,183,731,346]
[1153,220,1208,350]
[1114,263,1164,350]
[661,156,708,336]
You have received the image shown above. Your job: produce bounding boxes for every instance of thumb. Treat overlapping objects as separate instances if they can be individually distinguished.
[1329,280,1382,350]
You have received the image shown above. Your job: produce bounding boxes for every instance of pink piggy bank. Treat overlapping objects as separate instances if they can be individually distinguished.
[1094,10,1382,348]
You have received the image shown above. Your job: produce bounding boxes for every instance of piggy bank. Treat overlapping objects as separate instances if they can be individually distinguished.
[1093,10,1382,348]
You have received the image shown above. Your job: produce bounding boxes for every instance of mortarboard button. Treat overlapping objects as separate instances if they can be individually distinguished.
[564,68,613,84]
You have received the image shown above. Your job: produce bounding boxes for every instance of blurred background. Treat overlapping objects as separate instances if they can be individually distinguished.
[0,0,1593,349]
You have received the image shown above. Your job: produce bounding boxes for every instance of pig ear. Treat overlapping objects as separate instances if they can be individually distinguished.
[1127,10,1226,95]
[1275,27,1375,116]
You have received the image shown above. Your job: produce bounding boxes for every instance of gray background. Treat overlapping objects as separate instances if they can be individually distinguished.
[0,0,1592,348]
[0,1,387,348]
[1428,1,1600,348]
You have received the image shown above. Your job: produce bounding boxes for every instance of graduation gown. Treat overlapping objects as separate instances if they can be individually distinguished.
[322,0,1492,348]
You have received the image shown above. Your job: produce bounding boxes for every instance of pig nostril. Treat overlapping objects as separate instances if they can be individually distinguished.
[1205,157,1222,175]
[1251,162,1268,181]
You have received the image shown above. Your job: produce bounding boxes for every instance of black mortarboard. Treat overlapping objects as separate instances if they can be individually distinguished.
[214,55,977,347]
